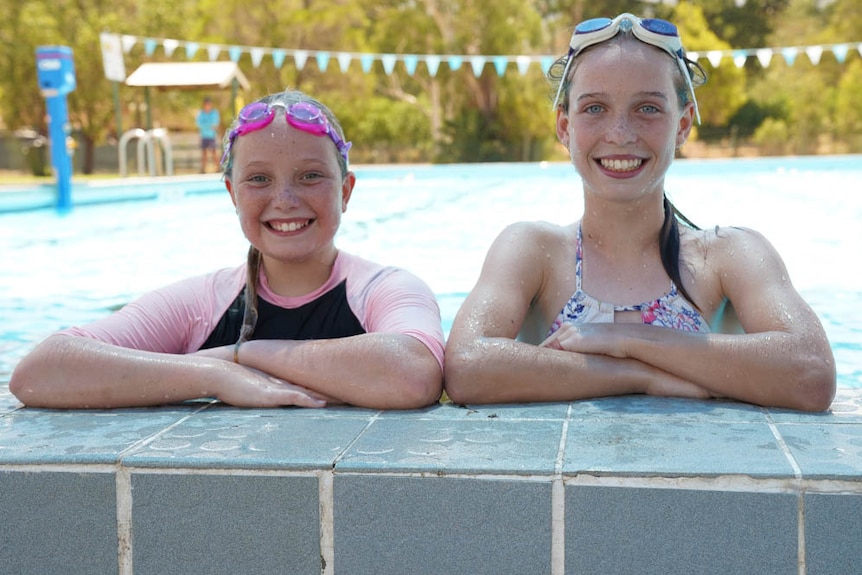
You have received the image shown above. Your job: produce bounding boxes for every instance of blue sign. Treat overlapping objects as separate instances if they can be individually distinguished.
[36,46,76,213]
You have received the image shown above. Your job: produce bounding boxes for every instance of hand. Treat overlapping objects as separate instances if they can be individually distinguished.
[542,323,714,400]
[215,364,329,408]
[541,322,628,358]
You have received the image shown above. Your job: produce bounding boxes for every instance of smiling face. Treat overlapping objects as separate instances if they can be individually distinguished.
[225,114,355,269]
[556,36,693,203]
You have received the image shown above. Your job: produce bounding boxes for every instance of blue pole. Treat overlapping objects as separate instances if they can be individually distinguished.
[45,95,73,214]
[36,45,76,214]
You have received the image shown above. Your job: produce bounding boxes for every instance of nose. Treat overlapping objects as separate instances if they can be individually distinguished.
[273,185,301,208]
[605,111,637,145]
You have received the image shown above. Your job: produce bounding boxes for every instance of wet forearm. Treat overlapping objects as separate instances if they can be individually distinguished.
[234,334,443,409]
[10,335,223,408]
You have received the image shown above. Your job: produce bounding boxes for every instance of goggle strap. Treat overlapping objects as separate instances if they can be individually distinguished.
[551,50,574,110]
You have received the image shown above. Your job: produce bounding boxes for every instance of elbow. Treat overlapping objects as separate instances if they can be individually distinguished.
[8,369,28,404]
[442,341,486,405]
[788,355,837,413]
[9,356,43,407]
[391,363,443,409]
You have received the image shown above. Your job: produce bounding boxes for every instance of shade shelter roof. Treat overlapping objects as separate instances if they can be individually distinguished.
[125,61,250,91]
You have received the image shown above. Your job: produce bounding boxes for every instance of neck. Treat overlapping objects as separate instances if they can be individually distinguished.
[581,196,666,255]
[260,247,338,297]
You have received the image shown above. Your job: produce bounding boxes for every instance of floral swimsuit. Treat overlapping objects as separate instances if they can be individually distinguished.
[547,225,711,337]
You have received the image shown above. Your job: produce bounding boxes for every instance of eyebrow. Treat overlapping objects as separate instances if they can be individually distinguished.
[576,91,670,103]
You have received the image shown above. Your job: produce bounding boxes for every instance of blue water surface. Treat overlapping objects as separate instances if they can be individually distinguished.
[1,156,859,387]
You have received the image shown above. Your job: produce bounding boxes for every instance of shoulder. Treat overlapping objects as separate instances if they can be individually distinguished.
[499,219,571,242]
[335,251,434,297]
[488,220,573,263]
[684,225,784,270]
[681,224,793,307]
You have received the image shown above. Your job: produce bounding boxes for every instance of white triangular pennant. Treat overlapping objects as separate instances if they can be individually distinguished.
[121,35,137,54]
[756,48,773,67]
[470,56,486,77]
[337,53,352,72]
[163,39,179,57]
[707,50,723,68]
[805,45,823,65]
[250,48,264,68]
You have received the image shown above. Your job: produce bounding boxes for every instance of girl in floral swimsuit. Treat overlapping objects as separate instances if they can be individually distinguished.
[445,13,835,411]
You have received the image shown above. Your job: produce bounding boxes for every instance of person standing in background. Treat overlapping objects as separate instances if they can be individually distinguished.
[196,96,220,173]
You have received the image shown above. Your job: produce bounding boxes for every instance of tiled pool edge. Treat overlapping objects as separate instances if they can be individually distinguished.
[1,389,861,575]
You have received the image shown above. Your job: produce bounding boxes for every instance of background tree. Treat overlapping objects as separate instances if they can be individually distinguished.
[0,0,858,172]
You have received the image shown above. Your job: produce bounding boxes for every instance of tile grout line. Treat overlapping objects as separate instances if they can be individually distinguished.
[765,415,803,479]
[551,403,573,575]
[765,413,806,575]
[797,493,807,575]
[323,410,381,574]
[319,471,335,575]
[116,466,133,575]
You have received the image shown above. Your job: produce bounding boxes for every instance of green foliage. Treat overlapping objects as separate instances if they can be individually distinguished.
[835,60,862,139]
[752,117,790,156]
[673,2,747,129]
[0,0,859,169]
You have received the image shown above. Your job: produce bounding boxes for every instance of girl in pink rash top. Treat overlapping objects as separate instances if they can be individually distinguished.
[11,90,444,410]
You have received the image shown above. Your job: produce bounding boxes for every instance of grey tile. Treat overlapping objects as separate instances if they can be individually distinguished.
[132,473,319,575]
[776,423,862,479]
[0,470,117,575]
[566,486,797,575]
[0,408,194,464]
[336,417,563,474]
[122,407,373,470]
[570,395,769,422]
[398,400,570,421]
[335,475,552,575]
[769,388,862,423]
[805,493,862,575]
[564,420,794,477]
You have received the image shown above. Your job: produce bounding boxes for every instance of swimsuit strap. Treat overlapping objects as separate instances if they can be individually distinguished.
[575,224,584,291]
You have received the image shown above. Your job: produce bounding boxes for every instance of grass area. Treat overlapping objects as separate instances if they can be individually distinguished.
[0,170,124,187]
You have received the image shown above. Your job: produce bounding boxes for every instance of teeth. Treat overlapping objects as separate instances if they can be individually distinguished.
[271,220,308,232]
[601,158,643,172]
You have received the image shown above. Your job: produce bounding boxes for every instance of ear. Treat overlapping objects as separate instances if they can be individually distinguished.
[555,106,571,148]
[340,171,356,212]
[225,177,238,208]
[675,103,695,149]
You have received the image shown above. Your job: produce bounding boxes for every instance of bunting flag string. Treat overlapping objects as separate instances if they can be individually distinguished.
[112,32,862,79]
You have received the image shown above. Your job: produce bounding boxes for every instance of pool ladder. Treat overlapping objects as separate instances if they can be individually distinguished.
[118,128,174,177]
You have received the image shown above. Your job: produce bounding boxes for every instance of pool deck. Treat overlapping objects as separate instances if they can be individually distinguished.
[1,380,861,575]
[0,173,225,213]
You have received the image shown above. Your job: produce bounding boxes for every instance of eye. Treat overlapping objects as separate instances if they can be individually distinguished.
[299,170,327,182]
[249,174,270,183]
[584,104,604,115]
[639,104,661,114]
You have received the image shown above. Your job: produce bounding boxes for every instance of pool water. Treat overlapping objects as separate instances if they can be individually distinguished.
[1,156,860,388]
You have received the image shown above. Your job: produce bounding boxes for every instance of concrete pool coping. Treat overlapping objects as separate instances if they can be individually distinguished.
[1,383,860,575]
[0,174,226,213]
